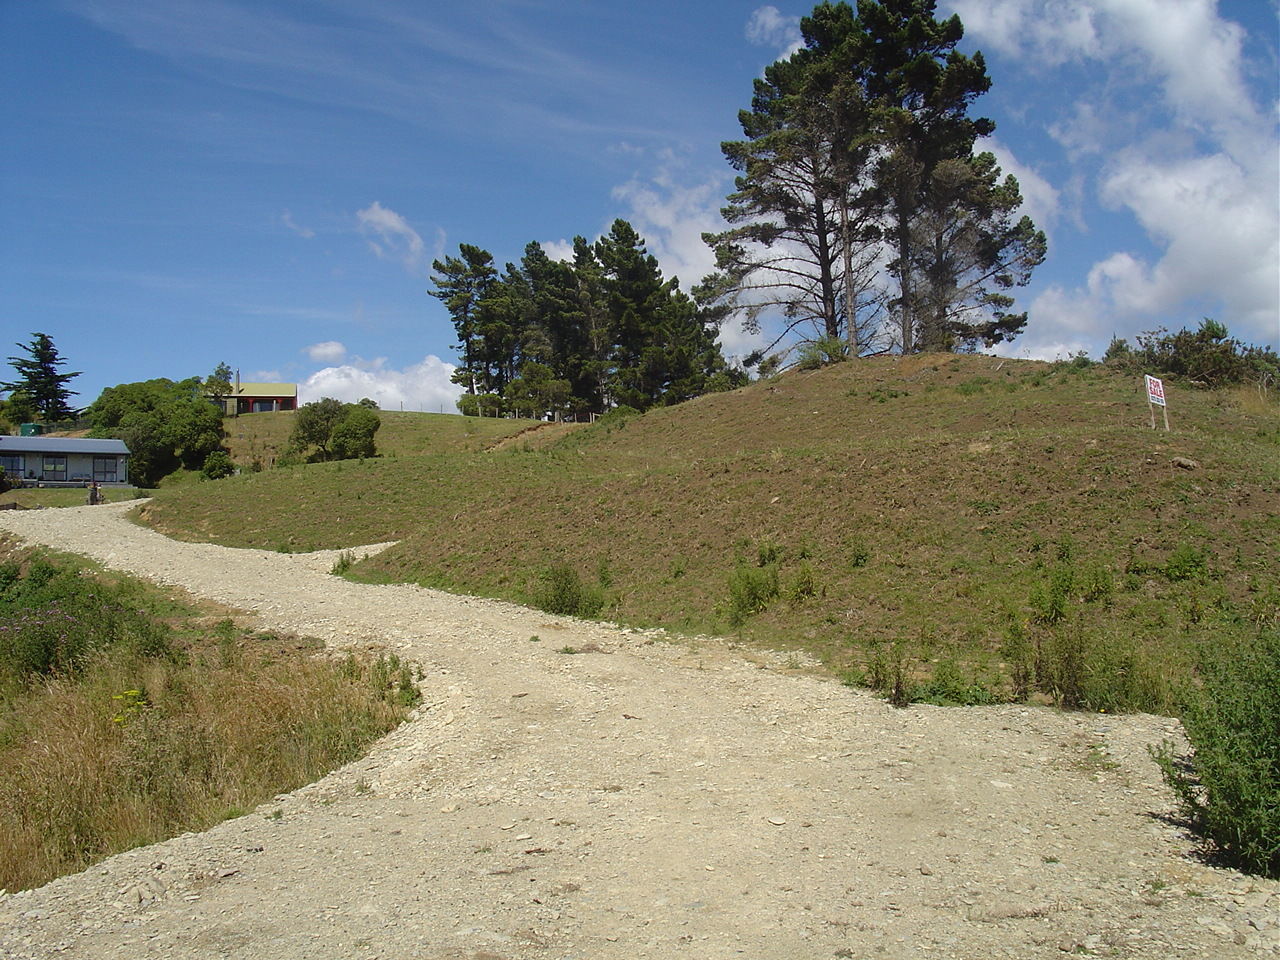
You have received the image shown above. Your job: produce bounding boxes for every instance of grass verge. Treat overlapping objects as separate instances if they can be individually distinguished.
[0,543,417,893]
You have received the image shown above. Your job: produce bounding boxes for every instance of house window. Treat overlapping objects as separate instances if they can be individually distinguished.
[93,456,118,483]
[0,454,22,478]
[42,455,67,479]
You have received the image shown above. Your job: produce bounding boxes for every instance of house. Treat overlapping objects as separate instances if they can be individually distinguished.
[0,436,131,486]
[210,382,298,416]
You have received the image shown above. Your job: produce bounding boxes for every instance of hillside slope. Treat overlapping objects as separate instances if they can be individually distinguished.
[140,355,1279,707]
[1,503,1276,960]
[219,408,539,467]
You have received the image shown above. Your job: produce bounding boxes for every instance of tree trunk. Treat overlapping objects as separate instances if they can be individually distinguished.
[813,196,839,342]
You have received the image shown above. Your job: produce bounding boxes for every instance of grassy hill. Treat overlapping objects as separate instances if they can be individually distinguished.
[221,409,541,468]
[140,354,1279,711]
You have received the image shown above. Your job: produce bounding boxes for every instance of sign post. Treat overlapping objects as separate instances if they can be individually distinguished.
[1144,375,1169,431]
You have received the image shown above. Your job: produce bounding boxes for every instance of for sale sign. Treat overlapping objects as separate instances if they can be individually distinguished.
[1145,375,1166,407]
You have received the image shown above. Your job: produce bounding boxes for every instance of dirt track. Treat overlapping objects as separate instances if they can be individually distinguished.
[0,502,1276,959]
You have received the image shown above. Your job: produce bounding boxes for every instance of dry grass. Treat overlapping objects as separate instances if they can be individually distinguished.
[0,550,411,892]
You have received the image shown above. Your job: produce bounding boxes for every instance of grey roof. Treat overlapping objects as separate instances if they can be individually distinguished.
[0,436,130,455]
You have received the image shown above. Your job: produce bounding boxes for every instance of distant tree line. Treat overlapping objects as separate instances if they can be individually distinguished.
[431,219,745,419]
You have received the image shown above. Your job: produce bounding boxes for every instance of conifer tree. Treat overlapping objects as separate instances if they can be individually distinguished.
[3,332,81,421]
[702,1,1045,358]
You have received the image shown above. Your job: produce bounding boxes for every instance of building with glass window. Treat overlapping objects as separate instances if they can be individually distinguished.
[0,436,131,485]
[208,382,298,416]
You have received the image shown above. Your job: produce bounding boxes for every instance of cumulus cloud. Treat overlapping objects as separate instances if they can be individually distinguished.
[611,153,725,289]
[746,6,802,58]
[541,238,575,262]
[981,137,1061,235]
[299,354,462,413]
[610,154,767,363]
[950,0,1279,350]
[356,201,426,273]
[303,340,347,363]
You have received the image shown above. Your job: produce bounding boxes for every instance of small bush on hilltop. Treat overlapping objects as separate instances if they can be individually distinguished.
[1153,629,1280,879]
[288,397,381,462]
[200,450,235,480]
[1108,318,1279,387]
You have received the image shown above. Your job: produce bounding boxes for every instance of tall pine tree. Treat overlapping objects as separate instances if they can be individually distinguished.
[3,332,81,421]
[702,1,1045,358]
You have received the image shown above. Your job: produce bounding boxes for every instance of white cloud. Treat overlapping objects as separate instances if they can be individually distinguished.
[951,0,1279,351]
[746,6,803,58]
[611,152,725,289]
[995,285,1107,361]
[299,354,462,413]
[981,137,1061,234]
[541,238,575,262]
[303,340,346,363]
[280,209,315,238]
[356,201,426,273]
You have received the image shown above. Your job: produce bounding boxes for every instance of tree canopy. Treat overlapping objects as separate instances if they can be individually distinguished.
[2,333,81,422]
[288,398,380,462]
[431,219,743,418]
[87,378,225,487]
[700,1,1046,362]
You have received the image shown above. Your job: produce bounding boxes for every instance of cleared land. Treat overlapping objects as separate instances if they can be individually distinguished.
[140,355,1280,708]
[0,502,1275,959]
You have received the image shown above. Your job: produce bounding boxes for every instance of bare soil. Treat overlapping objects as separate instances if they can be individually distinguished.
[0,502,1276,960]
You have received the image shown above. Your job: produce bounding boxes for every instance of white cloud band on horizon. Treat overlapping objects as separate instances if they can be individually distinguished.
[299,354,462,413]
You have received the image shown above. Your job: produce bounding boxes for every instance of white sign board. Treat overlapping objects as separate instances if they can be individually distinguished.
[1145,375,1166,407]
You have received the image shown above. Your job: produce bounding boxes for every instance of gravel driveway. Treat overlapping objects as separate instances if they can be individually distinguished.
[0,502,1276,959]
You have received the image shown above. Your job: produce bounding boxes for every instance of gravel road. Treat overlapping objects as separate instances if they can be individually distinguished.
[0,502,1276,959]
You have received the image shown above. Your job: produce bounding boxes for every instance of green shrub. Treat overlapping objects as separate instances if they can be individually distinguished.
[200,450,234,481]
[1165,542,1211,583]
[1153,630,1280,878]
[1136,319,1280,387]
[455,392,505,417]
[848,537,871,569]
[913,658,999,706]
[0,559,173,683]
[1030,563,1074,625]
[796,336,848,370]
[787,562,819,605]
[955,377,992,396]
[534,563,604,618]
[726,561,779,626]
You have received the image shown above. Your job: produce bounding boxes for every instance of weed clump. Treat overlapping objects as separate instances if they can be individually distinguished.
[534,563,605,619]
[0,549,412,893]
[726,561,780,627]
[1153,629,1280,878]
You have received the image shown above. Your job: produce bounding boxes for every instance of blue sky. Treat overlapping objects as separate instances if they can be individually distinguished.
[2,0,1277,412]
